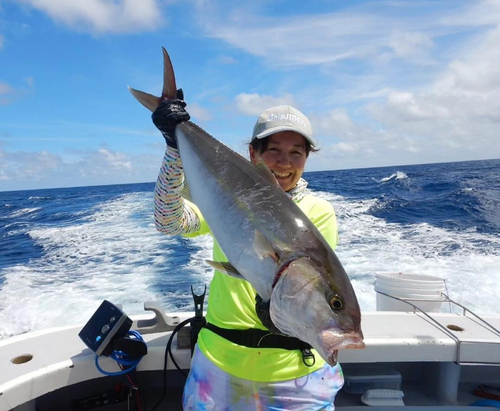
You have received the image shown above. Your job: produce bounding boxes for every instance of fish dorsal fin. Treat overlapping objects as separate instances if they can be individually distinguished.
[127,87,160,112]
[253,230,279,263]
[206,260,244,280]
[255,159,280,187]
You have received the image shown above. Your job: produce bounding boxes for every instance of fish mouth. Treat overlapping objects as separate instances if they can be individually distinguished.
[320,331,365,366]
[329,350,339,365]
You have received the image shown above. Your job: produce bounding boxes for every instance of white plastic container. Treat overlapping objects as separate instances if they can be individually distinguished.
[343,365,402,394]
[375,272,446,312]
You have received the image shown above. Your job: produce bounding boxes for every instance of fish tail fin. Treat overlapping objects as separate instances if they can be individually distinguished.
[161,47,177,100]
[128,46,178,112]
[127,86,160,112]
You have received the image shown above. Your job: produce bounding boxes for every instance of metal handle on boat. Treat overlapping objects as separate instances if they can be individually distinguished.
[133,301,180,334]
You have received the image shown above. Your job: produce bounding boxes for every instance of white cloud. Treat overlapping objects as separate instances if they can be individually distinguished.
[0,82,13,95]
[0,34,4,49]
[385,91,451,120]
[0,82,15,105]
[17,0,163,34]
[217,55,238,65]
[388,31,433,59]
[0,78,36,105]
[305,17,500,170]
[25,77,35,87]
[235,93,295,116]
[439,0,500,26]
[315,109,355,138]
[332,142,356,153]
[369,25,500,125]
[90,148,132,172]
[0,146,159,190]
[0,149,63,182]
[199,10,384,67]
[435,26,500,96]
[194,2,468,69]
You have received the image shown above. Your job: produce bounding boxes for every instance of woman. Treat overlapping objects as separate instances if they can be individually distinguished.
[153,100,343,410]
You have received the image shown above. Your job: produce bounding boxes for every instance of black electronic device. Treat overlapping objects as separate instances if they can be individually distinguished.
[78,300,132,356]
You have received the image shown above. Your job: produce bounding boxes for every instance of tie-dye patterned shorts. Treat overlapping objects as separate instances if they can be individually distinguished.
[182,346,344,410]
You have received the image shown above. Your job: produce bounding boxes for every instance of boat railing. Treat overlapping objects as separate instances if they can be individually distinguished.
[375,290,500,365]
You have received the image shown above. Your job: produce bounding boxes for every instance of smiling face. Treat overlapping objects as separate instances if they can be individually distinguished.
[249,131,308,192]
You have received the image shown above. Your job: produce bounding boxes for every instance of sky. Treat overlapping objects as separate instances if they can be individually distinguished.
[0,0,499,191]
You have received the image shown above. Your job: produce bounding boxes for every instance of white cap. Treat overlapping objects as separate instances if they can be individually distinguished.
[252,105,317,147]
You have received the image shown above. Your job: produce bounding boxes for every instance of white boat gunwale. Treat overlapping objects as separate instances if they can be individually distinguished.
[1,309,500,411]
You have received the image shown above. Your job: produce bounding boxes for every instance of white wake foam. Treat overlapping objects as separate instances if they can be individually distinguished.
[7,207,41,218]
[379,171,408,183]
[1,187,498,339]
[0,193,186,338]
[314,190,500,315]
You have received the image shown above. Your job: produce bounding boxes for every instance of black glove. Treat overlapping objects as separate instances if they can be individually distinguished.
[152,89,190,149]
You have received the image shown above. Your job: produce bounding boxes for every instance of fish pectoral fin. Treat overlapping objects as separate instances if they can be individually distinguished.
[206,260,245,279]
[255,159,280,187]
[253,230,279,263]
[177,178,194,203]
[128,87,160,112]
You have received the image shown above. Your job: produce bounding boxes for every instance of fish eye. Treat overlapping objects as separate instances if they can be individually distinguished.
[330,295,343,311]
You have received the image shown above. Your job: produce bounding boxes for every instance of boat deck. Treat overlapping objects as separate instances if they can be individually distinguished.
[31,369,500,411]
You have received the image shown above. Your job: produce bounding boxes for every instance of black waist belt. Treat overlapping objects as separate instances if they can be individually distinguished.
[204,322,315,366]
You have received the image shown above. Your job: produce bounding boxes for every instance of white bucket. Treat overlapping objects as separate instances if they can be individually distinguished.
[375,272,446,312]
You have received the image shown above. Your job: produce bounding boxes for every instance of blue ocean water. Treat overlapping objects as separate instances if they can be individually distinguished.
[1,159,499,338]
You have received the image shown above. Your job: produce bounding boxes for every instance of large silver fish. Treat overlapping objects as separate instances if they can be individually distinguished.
[129,47,364,365]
